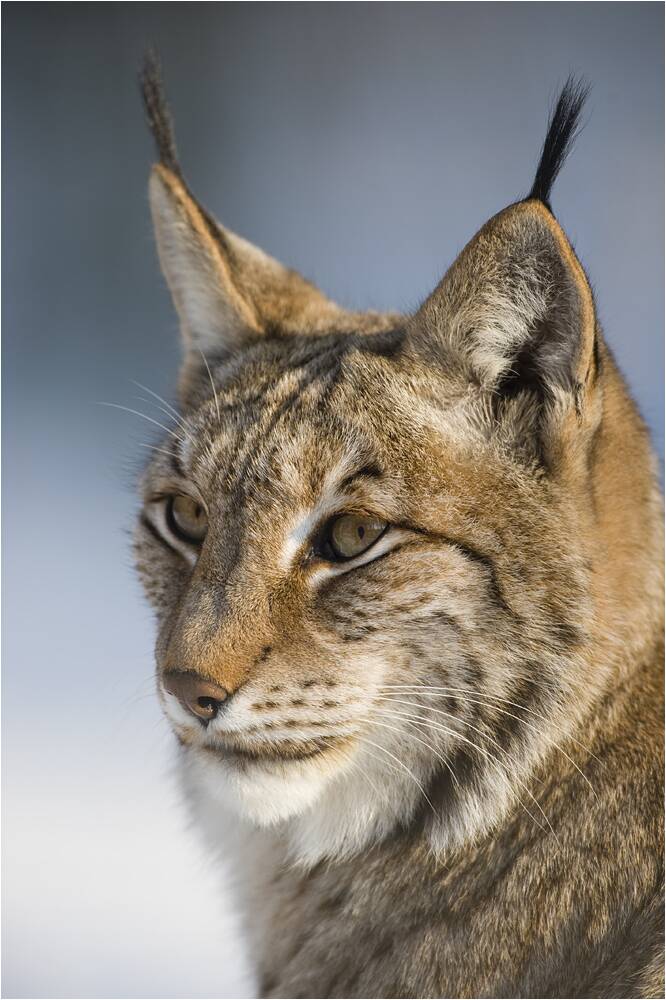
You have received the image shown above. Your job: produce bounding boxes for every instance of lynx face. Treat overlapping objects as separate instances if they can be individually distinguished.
[135,68,630,862]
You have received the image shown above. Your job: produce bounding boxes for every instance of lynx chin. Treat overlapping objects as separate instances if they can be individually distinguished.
[135,57,664,999]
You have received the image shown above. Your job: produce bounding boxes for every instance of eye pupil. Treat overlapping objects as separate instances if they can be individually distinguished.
[358,526,365,539]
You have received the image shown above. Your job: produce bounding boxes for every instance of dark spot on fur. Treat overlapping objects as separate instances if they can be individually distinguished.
[493,674,541,753]
[258,645,272,662]
[370,937,394,962]
[463,656,484,691]
[322,700,338,709]
[426,610,463,634]
[317,887,348,915]
[425,745,484,823]
[291,699,305,707]
[549,618,584,649]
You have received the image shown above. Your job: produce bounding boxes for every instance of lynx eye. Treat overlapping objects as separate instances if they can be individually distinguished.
[166,495,208,545]
[325,513,388,561]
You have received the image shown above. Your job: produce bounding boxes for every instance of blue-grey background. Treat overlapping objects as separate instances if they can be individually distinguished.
[3,4,663,998]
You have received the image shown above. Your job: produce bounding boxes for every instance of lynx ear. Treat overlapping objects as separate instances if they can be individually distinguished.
[148,165,261,352]
[413,198,597,399]
[413,79,596,410]
[141,54,347,356]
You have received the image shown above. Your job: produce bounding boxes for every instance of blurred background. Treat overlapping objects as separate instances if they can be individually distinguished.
[3,4,663,998]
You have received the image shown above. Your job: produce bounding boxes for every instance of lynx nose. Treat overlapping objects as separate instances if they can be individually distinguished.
[162,671,229,723]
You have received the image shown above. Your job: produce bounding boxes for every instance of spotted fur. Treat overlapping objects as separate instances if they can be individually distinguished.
[135,60,664,998]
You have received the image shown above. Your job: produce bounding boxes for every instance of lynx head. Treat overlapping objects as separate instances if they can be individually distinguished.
[135,59,662,864]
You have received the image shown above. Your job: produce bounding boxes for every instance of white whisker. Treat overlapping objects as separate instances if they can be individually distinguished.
[137,442,182,461]
[381,683,599,793]
[347,757,383,801]
[359,716,461,796]
[370,705,557,843]
[375,694,533,784]
[97,401,187,444]
[200,349,221,425]
[130,380,181,421]
[134,394,196,448]
[354,734,437,817]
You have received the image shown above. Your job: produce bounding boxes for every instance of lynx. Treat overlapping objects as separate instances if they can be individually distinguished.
[135,57,664,998]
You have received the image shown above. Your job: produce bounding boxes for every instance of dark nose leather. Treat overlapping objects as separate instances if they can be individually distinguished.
[163,671,229,723]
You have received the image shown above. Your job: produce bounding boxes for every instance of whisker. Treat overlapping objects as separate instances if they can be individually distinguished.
[381,683,598,754]
[199,349,221,425]
[354,735,437,817]
[120,690,160,710]
[116,673,159,711]
[96,402,187,444]
[134,395,196,448]
[375,694,537,785]
[370,706,556,843]
[359,716,461,796]
[347,757,383,801]
[130,380,181,421]
[382,683,601,784]
[137,442,182,461]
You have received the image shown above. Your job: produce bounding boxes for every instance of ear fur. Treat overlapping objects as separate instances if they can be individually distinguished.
[411,75,597,453]
[141,53,361,359]
[412,199,596,400]
[148,165,262,353]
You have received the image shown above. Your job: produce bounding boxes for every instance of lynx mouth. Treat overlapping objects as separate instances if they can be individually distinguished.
[199,735,343,767]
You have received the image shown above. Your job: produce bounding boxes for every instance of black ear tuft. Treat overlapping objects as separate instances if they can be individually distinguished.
[139,50,181,177]
[527,76,590,211]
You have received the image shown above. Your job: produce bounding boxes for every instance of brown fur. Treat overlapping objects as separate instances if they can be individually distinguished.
[135,68,664,998]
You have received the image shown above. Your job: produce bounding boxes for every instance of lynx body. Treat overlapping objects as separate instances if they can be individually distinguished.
[135,63,664,998]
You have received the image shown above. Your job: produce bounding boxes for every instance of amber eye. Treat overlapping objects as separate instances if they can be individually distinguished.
[324,513,388,561]
[166,495,208,544]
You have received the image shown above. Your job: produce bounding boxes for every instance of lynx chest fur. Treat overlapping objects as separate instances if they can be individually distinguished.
[135,61,664,999]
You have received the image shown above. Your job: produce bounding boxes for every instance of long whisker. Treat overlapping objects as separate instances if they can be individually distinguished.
[347,757,383,801]
[121,690,160,710]
[375,693,537,783]
[135,395,196,448]
[361,713,462,794]
[131,380,181,421]
[199,349,221,425]
[117,674,159,711]
[96,401,187,444]
[370,707,555,842]
[137,442,182,461]
[406,688,598,798]
[350,738,406,783]
[382,683,601,782]
[354,734,437,817]
[344,741,417,812]
[382,683,599,755]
